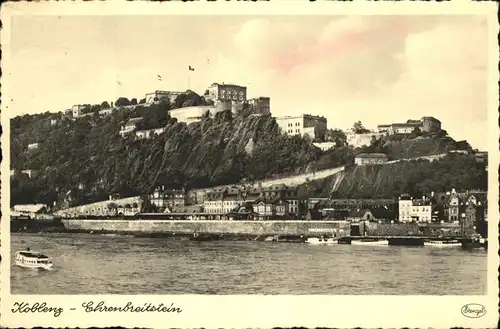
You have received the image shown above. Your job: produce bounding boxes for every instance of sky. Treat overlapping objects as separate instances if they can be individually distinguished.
[8,15,489,149]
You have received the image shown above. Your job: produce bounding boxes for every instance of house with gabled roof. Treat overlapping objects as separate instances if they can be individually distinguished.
[252,197,290,219]
[259,184,304,217]
[346,209,376,222]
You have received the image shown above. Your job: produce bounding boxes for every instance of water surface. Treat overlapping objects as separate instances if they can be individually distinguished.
[10,233,487,295]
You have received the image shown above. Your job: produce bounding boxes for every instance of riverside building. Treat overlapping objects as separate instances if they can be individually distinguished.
[149,187,186,212]
[398,194,432,223]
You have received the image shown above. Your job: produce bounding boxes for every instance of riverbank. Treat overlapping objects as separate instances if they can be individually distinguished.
[13,230,487,249]
[11,218,486,248]
[10,219,66,233]
[12,217,479,237]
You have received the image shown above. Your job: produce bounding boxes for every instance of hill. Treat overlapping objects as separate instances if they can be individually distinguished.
[11,97,327,207]
[10,92,483,207]
[302,153,487,199]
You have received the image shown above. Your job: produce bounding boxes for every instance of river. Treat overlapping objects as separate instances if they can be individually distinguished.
[10,233,487,295]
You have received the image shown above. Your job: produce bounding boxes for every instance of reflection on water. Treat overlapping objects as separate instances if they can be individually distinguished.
[10,233,487,295]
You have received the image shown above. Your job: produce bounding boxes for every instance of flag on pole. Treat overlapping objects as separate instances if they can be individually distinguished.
[157,74,162,81]
[189,65,195,71]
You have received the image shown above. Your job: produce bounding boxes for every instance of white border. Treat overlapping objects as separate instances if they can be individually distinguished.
[1,1,498,328]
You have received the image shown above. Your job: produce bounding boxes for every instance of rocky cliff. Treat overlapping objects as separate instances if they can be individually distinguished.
[303,153,487,199]
[11,107,324,207]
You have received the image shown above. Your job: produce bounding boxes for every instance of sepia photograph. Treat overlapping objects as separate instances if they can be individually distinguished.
[1,1,498,328]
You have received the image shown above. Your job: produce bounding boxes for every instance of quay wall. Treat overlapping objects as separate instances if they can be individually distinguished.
[364,222,463,237]
[61,219,351,236]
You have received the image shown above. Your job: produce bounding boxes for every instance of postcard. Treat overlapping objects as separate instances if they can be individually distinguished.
[1,1,498,328]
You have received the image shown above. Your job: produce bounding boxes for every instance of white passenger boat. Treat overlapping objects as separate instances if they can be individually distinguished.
[424,239,461,247]
[14,250,53,270]
[306,237,338,245]
[351,238,389,246]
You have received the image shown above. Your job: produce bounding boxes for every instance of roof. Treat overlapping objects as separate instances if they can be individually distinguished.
[399,194,412,201]
[276,114,326,121]
[466,193,487,205]
[211,82,246,88]
[355,153,388,159]
[391,123,415,128]
[265,183,291,191]
[248,97,270,101]
[412,199,432,206]
[127,117,143,125]
[13,204,47,213]
[422,116,440,122]
[17,251,49,259]
[253,197,289,205]
[406,119,421,124]
[431,190,476,207]
[146,90,182,95]
[347,209,372,218]
[369,207,395,219]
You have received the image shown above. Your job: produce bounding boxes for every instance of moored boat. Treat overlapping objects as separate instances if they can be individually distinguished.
[305,236,338,245]
[481,238,488,249]
[424,239,461,247]
[14,249,53,270]
[461,234,482,249]
[351,238,389,246]
[189,232,221,241]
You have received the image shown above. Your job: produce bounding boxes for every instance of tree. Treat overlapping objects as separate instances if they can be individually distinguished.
[115,97,131,107]
[130,98,138,105]
[352,121,370,134]
[409,127,423,139]
[101,101,111,109]
[107,202,117,210]
[325,128,347,146]
[139,98,146,104]
[11,108,482,208]
[106,202,118,215]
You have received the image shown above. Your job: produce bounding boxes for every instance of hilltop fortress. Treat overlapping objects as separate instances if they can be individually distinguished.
[114,82,328,141]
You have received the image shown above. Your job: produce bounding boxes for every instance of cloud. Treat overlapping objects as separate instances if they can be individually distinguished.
[214,16,488,149]
[9,15,489,149]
